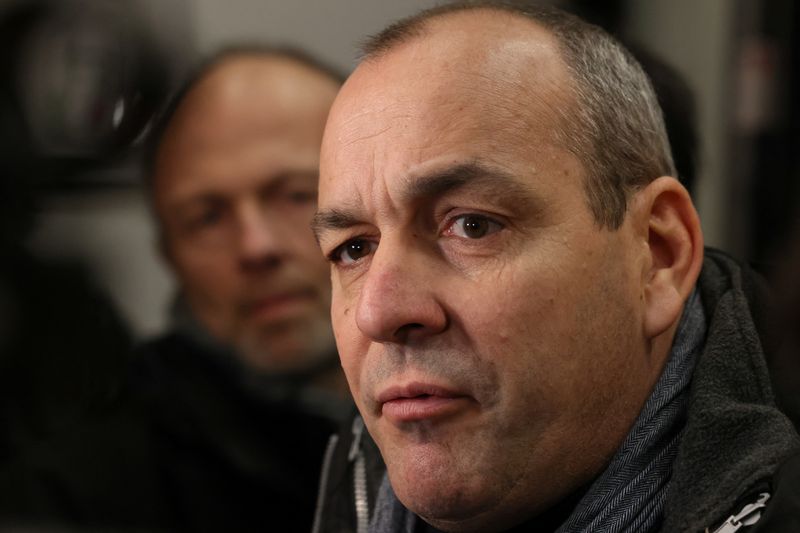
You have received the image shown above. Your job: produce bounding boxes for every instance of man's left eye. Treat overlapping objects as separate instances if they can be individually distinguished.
[286,190,317,204]
[446,214,503,239]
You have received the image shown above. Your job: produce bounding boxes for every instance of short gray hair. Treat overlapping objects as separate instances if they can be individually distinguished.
[361,0,676,229]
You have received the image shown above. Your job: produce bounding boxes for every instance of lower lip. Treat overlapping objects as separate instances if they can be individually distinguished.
[381,395,469,423]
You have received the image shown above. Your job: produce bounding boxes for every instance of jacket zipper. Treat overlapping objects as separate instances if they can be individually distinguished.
[349,416,369,533]
[311,433,339,533]
[707,492,770,533]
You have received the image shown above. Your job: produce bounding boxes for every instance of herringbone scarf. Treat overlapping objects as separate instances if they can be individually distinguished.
[555,289,705,532]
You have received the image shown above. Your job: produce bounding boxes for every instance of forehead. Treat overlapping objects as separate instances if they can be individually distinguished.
[154,57,338,199]
[319,11,577,205]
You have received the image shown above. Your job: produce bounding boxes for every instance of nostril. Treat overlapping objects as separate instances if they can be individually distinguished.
[241,254,281,272]
[393,322,425,338]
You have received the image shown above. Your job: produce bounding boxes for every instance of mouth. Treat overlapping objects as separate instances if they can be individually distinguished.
[246,289,317,322]
[378,382,472,423]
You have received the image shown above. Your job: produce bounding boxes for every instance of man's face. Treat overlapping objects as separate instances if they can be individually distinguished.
[154,57,338,373]
[317,13,659,531]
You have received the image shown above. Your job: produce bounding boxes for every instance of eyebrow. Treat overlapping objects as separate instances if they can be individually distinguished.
[403,162,532,204]
[311,161,535,242]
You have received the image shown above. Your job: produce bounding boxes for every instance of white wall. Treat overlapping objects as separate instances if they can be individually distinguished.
[189,0,439,72]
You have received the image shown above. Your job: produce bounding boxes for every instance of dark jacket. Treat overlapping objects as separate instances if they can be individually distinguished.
[312,249,800,532]
[0,331,342,532]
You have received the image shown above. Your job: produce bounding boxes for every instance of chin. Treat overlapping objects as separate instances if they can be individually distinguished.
[388,446,501,530]
[237,321,336,373]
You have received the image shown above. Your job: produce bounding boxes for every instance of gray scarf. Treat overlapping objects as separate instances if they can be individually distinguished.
[370,290,706,533]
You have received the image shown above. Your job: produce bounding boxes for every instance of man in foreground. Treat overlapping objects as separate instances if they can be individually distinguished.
[311,3,800,532]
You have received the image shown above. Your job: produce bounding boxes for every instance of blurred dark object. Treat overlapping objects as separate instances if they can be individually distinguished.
[769,222,800,432]
[0,332,338,532]
[0,252,132,460]
[733,0,800,270]
[0,0,149,462]
[558,0,626,35]
[0,0,168,187]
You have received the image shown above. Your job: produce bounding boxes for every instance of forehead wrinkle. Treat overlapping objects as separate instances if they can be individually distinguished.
[335,99,417,147]
[402,162,526,204]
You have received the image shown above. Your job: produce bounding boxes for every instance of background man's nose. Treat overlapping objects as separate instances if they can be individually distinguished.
[237,205,285,271]
[355,246,447,344]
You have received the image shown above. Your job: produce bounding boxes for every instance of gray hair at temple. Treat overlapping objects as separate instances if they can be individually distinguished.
[360,0,676,229]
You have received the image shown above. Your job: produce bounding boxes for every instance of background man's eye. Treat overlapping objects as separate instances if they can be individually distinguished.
[287,190,318,204]
[449,214,502,239]
[186,208,223,231]
[334,239,374,265]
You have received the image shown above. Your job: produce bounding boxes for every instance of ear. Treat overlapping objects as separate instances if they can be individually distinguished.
[632,176,704,339]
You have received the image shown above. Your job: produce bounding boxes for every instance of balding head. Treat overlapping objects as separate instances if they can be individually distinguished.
[152,52,341,200]
[356,1,675,229]
[152,51,341,374]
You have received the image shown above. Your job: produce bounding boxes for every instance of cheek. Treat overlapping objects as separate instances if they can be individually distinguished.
[462,261,596,413]
[301,244,333,295]
[171,244,238,303]
[331,294,364,392]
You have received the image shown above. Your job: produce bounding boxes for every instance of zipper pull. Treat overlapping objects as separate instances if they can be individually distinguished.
[709,492,771,533]
[347,416,369,533]
[348,415,365,461]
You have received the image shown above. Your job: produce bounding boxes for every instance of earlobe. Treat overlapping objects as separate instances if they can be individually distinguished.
[637,177,704,339]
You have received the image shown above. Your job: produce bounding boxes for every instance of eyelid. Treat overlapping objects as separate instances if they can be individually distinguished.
[441,211,505,238]
[326,235,378,266]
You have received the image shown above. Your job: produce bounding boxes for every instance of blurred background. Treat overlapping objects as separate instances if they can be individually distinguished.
[1,0,798,341]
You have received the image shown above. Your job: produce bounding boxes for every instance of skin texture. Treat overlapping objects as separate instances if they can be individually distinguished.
[316,10,703,533]
[153,55,339,374]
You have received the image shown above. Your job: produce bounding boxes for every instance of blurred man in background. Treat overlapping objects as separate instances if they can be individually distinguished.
[131,46,350,530]
[148,48,343,385]
[1,48,349,533]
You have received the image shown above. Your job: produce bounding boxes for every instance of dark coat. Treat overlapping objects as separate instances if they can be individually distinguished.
[0,332,341,532]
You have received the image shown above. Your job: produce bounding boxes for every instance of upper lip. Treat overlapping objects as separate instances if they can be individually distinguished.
[376,381,466,404]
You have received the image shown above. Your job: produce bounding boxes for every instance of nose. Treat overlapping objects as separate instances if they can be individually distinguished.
[355,242,447,344]
[236,203,285,270]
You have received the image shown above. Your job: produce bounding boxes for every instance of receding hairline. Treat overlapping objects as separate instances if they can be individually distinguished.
[144,46,343,202]
[198,52,340,93]
[167,53,340,133]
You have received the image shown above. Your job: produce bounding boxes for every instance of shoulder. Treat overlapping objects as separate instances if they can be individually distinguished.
[663,248,800,531]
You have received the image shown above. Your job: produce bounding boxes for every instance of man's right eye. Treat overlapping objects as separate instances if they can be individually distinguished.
[330,239,376,265]
[188,208,223,228]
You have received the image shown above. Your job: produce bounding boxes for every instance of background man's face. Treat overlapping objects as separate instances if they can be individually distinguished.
[317,13,658,531]
[154,57,339,373]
